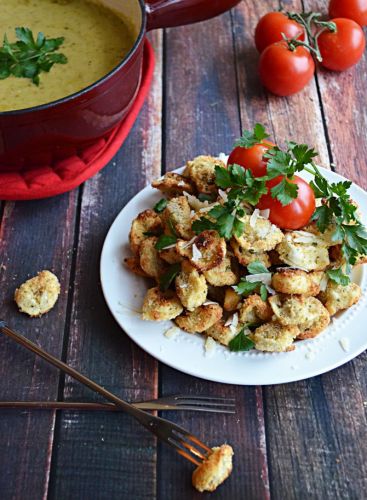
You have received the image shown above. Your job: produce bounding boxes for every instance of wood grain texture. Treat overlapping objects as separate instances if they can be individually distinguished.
[0,191,78,500]
[48,30,163,500]
[159,12,270,500]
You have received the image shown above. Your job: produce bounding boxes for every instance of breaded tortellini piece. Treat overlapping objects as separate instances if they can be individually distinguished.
[239,294,273,325]
[161,196,193,240]
[14,270,60,317]
[142,287,183,321]
[175,304,223,333]
[251,322,299,352]
[184,155,225,195]
[269,295,330,340]
[233,214,283,252]
[223,288,242,312]
[319,280,362,316]
[177,230,226,272]
[206,320,242,346]
[152,172,195,197]
[139,237,167,279]
[158,246,184,265]
[192,444,234,493]
[124,256,149,278]
[203,255,238,286]
[271,269,325,297]
[230,239,271,268]
[129,209,163,255]
[276,231,330,271]
[175,261,208,311]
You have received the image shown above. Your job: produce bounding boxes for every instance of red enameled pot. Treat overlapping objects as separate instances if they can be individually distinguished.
[0,0,241,170]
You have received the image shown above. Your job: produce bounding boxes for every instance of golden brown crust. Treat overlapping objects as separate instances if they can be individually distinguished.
[206,320,241,346]
[251,322,299,352]
[129,209,163,255]
[152,172,195,197]
[175,261,208,311]
[175,304,223,333]
[141,287,183,321]
[124,256,150,278]
[233,215,284,252]
[14,270,60,317]
[161,196,193,240]
[319,281,362,316]
[184,155,224,195]
[223,288,241,312]
[271,269,324,297]
[159,246,184,265]
[192,444,234,493]
[177,230,226,272]
[230,239,271,267]
[139,237,167,279]
[203,255,238,286]
[239,294,273,325]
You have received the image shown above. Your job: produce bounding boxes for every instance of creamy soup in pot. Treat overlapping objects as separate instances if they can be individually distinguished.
[0,0,136,112]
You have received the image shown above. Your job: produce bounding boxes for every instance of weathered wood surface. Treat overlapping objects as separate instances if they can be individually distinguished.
[1,1,367,499]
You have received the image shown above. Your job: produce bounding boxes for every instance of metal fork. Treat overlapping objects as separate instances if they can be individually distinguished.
[0,321,212,466]
[0,394,236,413]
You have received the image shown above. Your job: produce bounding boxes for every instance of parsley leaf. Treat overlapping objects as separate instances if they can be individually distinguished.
[270,178,299,206]
[233,280,259,296]
[159,263,181,291]
[247,261,269,274]
[155,234,177,250]
[0,27,67,85]
[198,193,215,202]
[326,268,350,286]
[215,165,232,189]
[260,284,268,302]
[233,124,270,149]
[228,327,255,352]
[154,199,167,213]
[192,217,217,234]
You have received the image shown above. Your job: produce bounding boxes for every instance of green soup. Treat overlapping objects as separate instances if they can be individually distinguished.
[0,0,136,111]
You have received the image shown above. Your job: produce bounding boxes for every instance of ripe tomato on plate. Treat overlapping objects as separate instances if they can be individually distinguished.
[318,18,366,71]
[257,176,316,230]
[255,12,305,53]
[227,140,275,177]
[259,41,315,96]
[329,0,367,27]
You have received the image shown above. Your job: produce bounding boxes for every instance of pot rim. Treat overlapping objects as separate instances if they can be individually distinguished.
[0,0,147,117]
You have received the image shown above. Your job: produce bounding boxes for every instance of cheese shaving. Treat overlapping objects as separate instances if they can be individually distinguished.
[259,209,270,219]
[245,273,272,286]
[192,243,202,262]
[218,189,228,202]
[292,231,323,244]
[182,236,196,249]
[204,336,217,357]
[339,338,350,352]
[250,209,260,228]
[164,326,180,339]
[319,274,329,292]
[203,301,219,306]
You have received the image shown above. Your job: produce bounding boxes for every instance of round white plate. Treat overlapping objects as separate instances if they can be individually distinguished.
[100,167,367,385]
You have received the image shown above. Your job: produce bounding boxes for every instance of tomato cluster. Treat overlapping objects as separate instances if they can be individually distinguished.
[227,138,316,230]
[255,2,366,96]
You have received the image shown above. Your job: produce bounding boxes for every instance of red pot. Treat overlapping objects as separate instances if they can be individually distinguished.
[0,0,241,170]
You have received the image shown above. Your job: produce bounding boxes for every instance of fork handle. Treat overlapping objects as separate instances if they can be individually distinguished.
[0,401,174,411]
[0,322,153,422]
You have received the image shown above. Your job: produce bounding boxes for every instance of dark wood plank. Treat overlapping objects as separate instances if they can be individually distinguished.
[48,30,163,500]
[159,12,270,499]
[0,190,78,500]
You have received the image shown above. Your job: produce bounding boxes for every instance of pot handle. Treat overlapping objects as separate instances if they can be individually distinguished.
[145,0,241,31]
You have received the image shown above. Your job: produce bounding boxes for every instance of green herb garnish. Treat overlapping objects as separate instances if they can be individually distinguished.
[155,234,177,251]
[0,27,68,86]
[326,268,351,286]
[159,263,181,291]
[154,199,168,213]
[228,327,255,352]
[233,123,270,149]
[233,261,270,301]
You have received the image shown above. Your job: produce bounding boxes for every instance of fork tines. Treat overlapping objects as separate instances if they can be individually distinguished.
[168,428,212,466]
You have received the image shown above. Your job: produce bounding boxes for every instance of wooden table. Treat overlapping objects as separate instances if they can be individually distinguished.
[1,1,367,498]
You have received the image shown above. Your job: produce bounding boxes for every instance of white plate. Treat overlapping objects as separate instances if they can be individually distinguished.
[100,167,367,385]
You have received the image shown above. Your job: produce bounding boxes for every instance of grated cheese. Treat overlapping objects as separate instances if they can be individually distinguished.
[339,337,350,352]
[192,243,202,262]
[164,326,180,339]
[204,336,217,357]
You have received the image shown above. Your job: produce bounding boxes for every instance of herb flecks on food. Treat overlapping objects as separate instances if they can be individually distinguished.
[159,263,181,291]
[228,327,255,352]
[0,27,67,85]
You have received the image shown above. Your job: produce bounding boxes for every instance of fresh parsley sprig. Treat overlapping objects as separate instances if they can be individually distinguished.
[159,263,181,291]
[228,327,255,352]
[0,27,68,85]
[233,261,270,301]
[233,123,269,149]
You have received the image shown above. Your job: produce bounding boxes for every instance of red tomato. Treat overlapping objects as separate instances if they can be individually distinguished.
[255,12,305,53]
[257,176,316,230]
[259,41,315,96]
[318,18,366,71]
[227,141,275,177]
[329,0,367,27]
